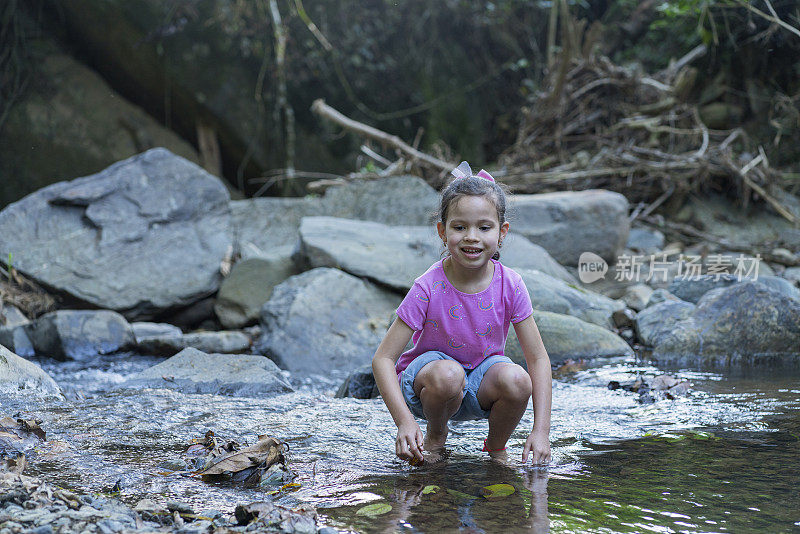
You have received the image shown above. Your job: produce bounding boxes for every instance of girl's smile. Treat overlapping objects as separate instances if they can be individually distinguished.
[437,195,509,276]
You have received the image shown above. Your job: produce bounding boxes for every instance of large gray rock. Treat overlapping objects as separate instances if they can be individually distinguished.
[506,310,634,365]
[136,331,251,357]
[516,269,624,329]
[0,344,62,397]
[0,149,232,318]
[256,268,401,375]
[120,348,292,397]
[297,217,437,291]
[509,190,629,266]
[651,281,800,365]
[635,300,696,347]
[214,252,297,329]
[668,274,800,304]
[323,175,438,226]
[231,197,324,258]
[297,217,577,292]
[27,310,135,360]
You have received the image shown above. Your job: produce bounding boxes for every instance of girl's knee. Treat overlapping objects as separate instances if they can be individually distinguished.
[418,360,465,399]
[497,365,532,401]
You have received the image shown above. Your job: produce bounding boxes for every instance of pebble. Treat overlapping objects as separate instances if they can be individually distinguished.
[0,472,326,533]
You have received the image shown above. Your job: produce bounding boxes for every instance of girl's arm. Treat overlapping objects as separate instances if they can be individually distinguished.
[513,315,552,464]
[371,318,423,462]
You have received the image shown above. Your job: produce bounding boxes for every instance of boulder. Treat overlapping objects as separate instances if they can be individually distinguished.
[0,305,34,358]
[668,274,800,304]
[322,175,438,226]
[231,197,324,259]
[297,217,437,291]
[516,269,624,329]
[119,348,292,397]
[26,310,135,360]
[0,149,232,318]
[255,268,400,375]
[0,52,199,208]
[645,288,681,308]
[506,310,634,365]
[621,284,654,311]
[635,300,696,347]
[784,267,800,287]
[509,190,629,266]
[651,281,800,365]
[499,235,579,284]
[335,365,380,399]
[131,322,182,343]
[0,326,34,359]
[626,227,665,254]
[0,345,62,397]
[214,253,297,329]
[136,331,251,357]
[296,217,577,292]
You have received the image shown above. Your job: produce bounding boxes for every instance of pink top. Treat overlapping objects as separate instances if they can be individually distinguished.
[395,259,533,375]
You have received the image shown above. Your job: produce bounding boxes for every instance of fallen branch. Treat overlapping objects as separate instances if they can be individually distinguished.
[311,99,453,173]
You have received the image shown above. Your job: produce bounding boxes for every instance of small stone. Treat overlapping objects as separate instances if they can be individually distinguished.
[612,308,636,328]
[167,501,195,515]
[28,526,53,534]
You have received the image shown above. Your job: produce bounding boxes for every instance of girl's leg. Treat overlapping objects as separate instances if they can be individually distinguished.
[413,359,466,451]
[476,362,532,451]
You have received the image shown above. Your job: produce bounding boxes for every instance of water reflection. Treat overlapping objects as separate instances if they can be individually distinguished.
[323,456,551,533]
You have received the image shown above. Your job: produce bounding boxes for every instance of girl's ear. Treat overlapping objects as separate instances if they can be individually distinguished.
[437,221,446,241]
[500,221,510,240]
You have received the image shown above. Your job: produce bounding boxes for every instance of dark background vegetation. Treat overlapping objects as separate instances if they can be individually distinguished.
[1,0,798,205]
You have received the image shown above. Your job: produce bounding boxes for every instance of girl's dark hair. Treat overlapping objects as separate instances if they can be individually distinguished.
[439,177,508,260]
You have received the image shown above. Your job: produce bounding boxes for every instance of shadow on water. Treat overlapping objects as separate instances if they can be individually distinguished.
[3,354,799,532]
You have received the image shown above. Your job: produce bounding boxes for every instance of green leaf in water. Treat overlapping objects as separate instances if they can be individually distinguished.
[355,503,392,516]
[481,483,516,500]
[422,485,440,495]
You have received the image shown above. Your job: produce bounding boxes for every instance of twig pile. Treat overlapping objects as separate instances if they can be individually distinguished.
[499,45,798,226]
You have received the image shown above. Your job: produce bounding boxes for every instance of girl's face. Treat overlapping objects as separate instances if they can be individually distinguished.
[437,195,509,272]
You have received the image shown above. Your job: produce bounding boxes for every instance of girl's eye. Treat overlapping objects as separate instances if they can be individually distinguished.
[480,226,491,231]
[453,225,465,231]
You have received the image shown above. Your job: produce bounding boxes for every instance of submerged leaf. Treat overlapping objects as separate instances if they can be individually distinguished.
[197,435,283,477]
[481,483,516,500]
[355,502,392,516]
[422,485,440,495]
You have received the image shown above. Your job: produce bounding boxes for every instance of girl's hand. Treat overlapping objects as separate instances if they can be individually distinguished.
[396,421,425,462]
[522,429,551,465]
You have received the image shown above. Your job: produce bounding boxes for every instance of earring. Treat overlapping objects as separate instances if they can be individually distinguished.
[498,239,503,248]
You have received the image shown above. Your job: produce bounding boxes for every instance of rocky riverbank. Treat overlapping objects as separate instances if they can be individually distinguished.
[0,472,326,534]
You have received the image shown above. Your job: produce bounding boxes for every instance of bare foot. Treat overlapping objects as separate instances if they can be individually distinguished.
[487,448,511,466]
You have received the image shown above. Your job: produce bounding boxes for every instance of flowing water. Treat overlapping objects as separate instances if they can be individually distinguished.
[2,354,799,533]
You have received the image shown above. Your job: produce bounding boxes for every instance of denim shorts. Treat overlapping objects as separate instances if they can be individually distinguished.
[399,351,514,421]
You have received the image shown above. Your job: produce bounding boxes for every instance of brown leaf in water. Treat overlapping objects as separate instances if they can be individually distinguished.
[197,435,284,477]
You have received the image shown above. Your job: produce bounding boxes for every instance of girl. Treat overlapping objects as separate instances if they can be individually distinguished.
[372,162,552,464]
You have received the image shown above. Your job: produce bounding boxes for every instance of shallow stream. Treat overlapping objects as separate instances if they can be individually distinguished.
[2,354,799,533]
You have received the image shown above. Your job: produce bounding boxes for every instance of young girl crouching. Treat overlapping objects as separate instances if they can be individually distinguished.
[372,162,552,464]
